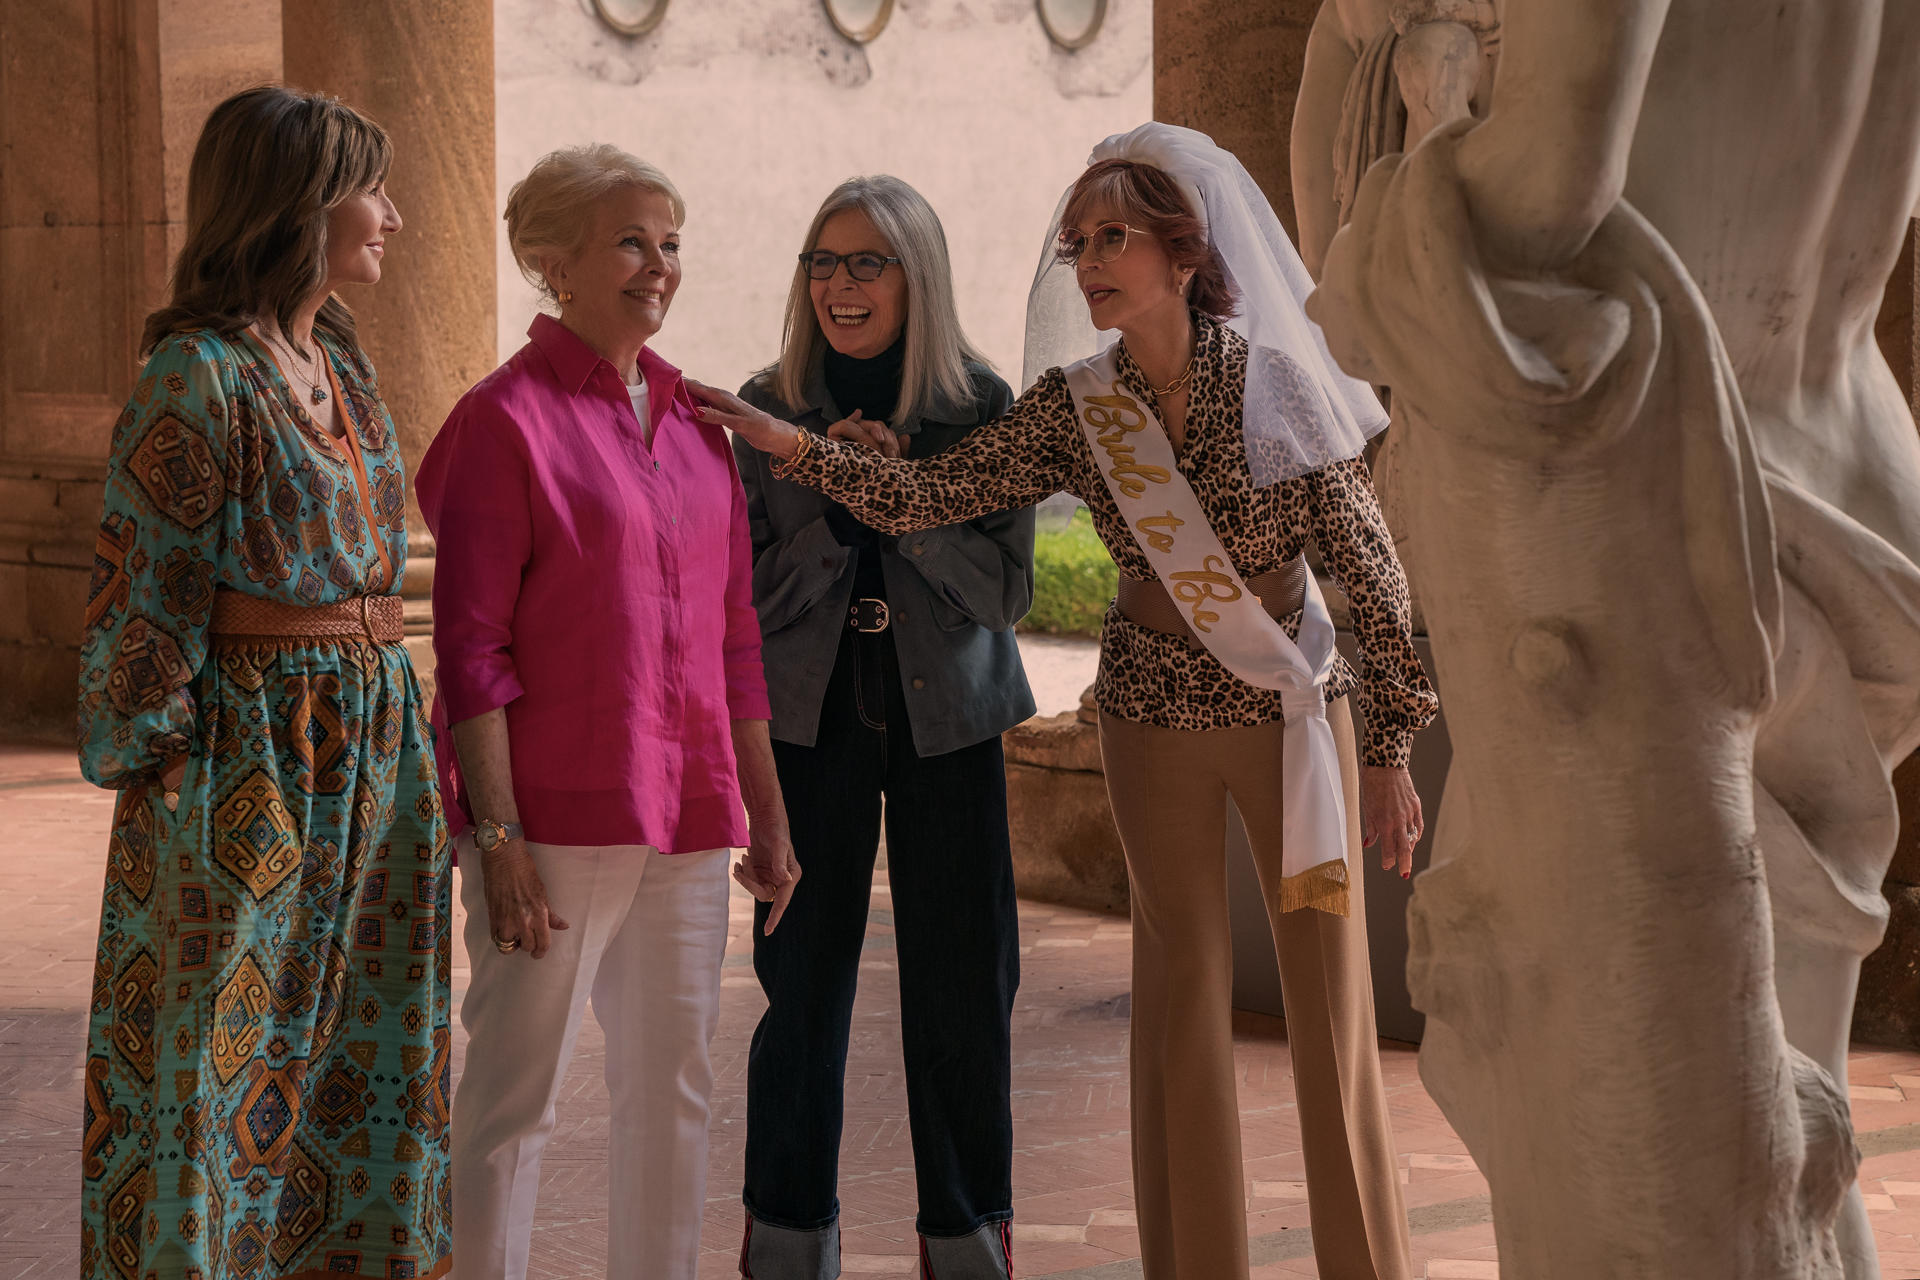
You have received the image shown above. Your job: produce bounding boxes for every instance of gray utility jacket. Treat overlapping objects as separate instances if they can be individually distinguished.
[733,361,1036,758]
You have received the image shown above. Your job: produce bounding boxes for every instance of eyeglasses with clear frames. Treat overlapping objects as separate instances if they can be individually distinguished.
[1054,222,1154,267]
[799,250,902,282]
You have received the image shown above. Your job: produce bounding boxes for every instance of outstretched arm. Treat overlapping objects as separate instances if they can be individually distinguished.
[1293,2,1362,279]
[692,374,1078,537]
[1452,0,1672,271]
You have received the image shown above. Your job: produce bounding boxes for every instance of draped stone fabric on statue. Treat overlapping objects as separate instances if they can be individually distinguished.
[1311,118,1919,1276]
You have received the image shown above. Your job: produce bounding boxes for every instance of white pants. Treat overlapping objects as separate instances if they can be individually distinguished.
[450,841,731,1280]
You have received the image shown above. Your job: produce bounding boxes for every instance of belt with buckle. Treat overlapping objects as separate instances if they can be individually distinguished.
[847,597,891,633]
[209,587,404,646]
[1114,562,1306,652]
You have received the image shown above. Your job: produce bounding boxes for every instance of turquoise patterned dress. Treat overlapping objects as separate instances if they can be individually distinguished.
[76,328,453,1280]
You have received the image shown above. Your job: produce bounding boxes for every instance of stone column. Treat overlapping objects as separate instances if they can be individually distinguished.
[1153,0,1318,236]
[0,0,280,730]
[281,0,497,682]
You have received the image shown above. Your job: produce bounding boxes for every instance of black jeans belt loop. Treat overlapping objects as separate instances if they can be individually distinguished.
[848,597,891,633]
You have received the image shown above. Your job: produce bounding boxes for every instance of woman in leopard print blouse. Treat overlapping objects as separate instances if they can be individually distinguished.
[698,152,1432,1280]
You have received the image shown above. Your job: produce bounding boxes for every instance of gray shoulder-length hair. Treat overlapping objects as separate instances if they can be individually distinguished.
[769,175,990,426]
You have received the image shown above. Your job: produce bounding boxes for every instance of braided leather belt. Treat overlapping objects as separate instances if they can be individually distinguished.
[1114,560,1307,651]
[210,588,405,645]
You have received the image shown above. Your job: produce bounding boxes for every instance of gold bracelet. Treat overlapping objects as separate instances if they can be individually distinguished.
[790,427,816,464]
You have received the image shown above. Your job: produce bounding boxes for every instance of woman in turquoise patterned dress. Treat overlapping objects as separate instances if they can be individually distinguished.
[75,85,452,1280]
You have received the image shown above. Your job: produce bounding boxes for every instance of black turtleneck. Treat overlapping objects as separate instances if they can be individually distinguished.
[823,333,905,426]
[820,336,906,599]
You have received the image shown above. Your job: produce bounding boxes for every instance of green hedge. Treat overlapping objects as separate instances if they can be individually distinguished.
[1023,506,1115,639]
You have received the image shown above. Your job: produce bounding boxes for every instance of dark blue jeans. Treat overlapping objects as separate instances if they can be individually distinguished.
[744,626,1020,1245]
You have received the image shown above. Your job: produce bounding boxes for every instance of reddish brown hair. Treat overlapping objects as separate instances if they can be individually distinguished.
[1061,158,1238,321]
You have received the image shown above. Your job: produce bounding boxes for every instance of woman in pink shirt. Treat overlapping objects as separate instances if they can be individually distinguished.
[415,144,798,1280]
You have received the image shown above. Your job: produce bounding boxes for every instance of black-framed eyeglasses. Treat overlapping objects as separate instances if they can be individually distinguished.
[1053,221,1152,267]
[800,250,901,282]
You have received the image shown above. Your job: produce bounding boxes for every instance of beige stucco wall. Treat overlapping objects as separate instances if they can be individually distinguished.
[494,0,1152,395]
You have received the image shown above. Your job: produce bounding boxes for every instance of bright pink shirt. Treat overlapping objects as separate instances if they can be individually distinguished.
[417,316,770,852]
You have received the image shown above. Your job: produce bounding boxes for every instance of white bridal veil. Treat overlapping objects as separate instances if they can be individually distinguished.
[1022,122,1388,487]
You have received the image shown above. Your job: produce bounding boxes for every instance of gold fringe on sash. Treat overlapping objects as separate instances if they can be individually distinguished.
[1276,858,1351,917]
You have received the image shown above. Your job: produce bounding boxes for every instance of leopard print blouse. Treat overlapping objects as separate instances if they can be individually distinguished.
[774,313,1437,767]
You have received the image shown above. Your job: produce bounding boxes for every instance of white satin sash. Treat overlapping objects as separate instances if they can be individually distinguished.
[1066,347,1349,911]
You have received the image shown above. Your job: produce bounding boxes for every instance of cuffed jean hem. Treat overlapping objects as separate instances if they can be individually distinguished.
[741,1212,839,1279]
[917,1209,1013,1237]
[919,1220,1014,1280]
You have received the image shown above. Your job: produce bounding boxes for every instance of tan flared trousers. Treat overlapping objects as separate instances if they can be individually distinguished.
[1099,698,1412,1280]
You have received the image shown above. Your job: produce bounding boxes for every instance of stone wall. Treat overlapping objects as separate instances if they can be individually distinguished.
[0,0,281,733]
[492,0,1153,394]
[0,0,492,729]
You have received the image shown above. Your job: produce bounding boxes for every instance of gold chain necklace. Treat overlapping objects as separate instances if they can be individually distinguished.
[1148,352,1196,401]
[258,324,330,405]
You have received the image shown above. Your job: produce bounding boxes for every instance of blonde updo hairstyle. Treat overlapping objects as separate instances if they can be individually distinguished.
[504,143,685,306]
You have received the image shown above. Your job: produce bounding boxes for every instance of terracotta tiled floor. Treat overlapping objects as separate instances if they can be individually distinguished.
[6,738,1920,1279]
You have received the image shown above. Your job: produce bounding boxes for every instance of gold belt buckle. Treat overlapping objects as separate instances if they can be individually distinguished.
[848,598,890,633]
[360,594,377,642]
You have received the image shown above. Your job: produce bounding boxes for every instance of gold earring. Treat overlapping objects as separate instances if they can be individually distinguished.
[557,289,574,304]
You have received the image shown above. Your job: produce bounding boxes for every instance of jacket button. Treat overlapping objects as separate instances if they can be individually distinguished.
[911,677,926,690]
[911,545,925,556]
[820,557,833,569]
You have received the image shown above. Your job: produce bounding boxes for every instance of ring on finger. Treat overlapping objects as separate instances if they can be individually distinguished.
[492,935,521,954]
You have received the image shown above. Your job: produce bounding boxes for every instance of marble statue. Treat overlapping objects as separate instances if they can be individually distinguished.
[1291,0,1504,617]
[1300,2,1920,1275]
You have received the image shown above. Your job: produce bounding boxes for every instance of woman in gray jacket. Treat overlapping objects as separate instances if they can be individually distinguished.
[731,175,1034,1280]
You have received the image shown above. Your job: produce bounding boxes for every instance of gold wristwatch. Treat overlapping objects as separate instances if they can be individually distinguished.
[472,818,524,853]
